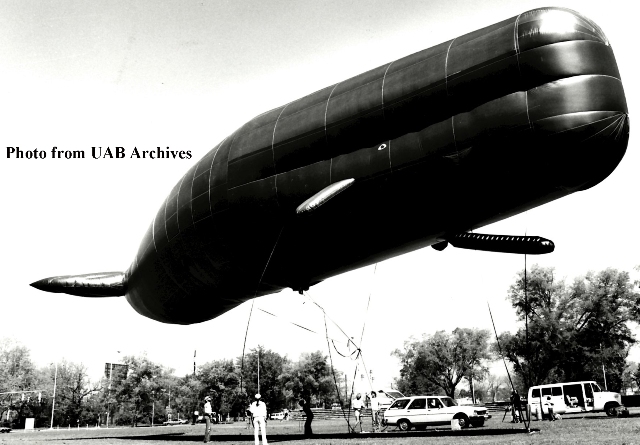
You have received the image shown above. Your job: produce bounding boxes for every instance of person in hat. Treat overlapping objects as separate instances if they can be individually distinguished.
[299,398,313,437]
[249,393,268,444]
[203,395,213,443]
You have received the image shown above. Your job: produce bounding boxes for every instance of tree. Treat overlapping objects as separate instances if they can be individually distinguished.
[502,266,639,390]
[111,354,171,426]
[47,361,101,427]
[0,338,47,427]
[282,351,335,408]
[393,328,492,398]
[0,338,38,393]
[621,362,638,395]
[198,359,239,416]
[239,346,289,413]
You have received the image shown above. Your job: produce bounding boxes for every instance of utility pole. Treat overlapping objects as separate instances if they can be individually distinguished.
[600,344,608,390]
[50,363,58,429]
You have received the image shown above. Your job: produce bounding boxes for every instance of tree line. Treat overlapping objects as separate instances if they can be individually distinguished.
[0,343,341,429]
[394,266,640,400]
[2,266,639,428]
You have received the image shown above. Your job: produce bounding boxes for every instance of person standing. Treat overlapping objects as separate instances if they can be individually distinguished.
[203,396,213,443]
[249,393,268,444]
[299,399,314,437]
[510,390,521,423]
[193,408,199,425]
[352,393,364,433]
[370,391,380,431]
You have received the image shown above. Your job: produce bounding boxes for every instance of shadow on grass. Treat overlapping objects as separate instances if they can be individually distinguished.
[59,428,539,442]
[548,412,640,421]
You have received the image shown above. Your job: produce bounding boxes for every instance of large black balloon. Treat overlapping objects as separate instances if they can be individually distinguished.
[32,8,629,324]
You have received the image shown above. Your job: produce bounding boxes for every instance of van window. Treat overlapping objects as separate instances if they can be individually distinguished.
[408,398,426,409]
[584,383,594,399]
[541,387,552,396]
[552,386,563,396]
[531,388,540,398]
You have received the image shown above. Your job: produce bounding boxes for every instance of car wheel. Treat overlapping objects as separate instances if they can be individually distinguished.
[454,414,470,428]
[605,404,618,417]
[398,419,411,431]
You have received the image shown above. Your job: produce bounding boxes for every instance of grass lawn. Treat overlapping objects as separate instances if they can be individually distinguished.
[1,409,639,444]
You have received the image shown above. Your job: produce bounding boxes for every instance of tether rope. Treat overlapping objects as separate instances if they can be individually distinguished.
[488,302,530,431]
[240,226,285,395]
[323,312,352,432]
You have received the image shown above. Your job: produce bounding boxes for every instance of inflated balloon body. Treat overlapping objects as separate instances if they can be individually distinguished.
[32,8,629,324]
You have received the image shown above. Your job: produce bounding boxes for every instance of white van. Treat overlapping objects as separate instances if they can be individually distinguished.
[527,381,626,417]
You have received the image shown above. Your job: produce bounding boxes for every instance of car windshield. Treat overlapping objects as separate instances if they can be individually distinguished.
[389,399,410,410]
[592,383,601,392]
[440,397,458,407]
[386,391,404,399]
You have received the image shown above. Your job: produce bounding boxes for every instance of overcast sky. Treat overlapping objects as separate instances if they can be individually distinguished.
[0,0,637,391]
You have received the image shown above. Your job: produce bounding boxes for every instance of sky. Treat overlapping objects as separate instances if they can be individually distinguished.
[0,0,637,393]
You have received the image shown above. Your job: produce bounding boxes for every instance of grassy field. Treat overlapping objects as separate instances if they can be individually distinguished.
[1,409,639,444]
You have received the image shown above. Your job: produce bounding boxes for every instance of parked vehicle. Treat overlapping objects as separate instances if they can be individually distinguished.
[270,412,285,420]
[383,395,489,431]
[372,388,405,410]
[163,419,189,425]
[527,381,627,417]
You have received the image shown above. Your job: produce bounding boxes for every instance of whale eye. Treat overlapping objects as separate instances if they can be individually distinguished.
[378,144,387,151]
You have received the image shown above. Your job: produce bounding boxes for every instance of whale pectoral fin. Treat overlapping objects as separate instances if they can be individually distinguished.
[30,271,126,298]
[296,178,355,215]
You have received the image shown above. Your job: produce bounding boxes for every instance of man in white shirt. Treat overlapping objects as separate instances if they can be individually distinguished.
[203,396,213,443]
[370,391,380,431]
[249,393,268,444]
[352,393,364,432]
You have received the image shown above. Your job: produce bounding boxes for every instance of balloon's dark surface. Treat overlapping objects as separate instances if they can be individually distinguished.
[32,8,630,324]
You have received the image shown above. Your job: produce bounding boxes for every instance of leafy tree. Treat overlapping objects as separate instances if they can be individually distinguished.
[621,362,638,395]
[282,351,335,408]
[502,266,639,391]
[198,359,239,416]
[0,339,51,427]
[110,354,172,426]
[633,365,640,394]
[0,338,39,393]
[48,361,101,427]
[240,346,289,413]
[393,328,492,398]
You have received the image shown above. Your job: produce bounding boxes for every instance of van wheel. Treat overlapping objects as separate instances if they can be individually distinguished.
[454,414,470,428]
[605,404,618,417]
[398,419,411,431]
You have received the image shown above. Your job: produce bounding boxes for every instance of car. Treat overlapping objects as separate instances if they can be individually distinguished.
[383,395,489,431]
[270,412,285,420]
[163,419,189,426]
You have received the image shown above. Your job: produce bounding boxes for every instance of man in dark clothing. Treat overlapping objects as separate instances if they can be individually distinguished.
[299,399,314,437]
[510,390,521,423]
